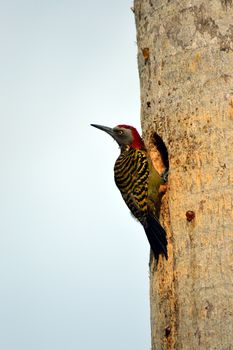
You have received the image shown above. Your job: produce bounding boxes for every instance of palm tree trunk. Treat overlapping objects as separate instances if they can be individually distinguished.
[134,1,233,349]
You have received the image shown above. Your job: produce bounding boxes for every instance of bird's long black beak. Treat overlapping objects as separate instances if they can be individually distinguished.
[90,124,114,137]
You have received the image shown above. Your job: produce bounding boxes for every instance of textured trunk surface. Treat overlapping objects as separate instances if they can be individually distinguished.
[134,1,233,349]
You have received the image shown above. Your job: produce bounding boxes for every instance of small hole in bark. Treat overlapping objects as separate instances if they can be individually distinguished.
[153,133,169,171]
[165,326,171,338]
[186,210,195,222]
[142,48,150,63]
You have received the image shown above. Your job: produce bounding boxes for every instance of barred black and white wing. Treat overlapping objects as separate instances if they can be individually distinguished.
[114,148,167,259]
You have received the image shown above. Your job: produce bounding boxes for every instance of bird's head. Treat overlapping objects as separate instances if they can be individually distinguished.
[91,124,144,149]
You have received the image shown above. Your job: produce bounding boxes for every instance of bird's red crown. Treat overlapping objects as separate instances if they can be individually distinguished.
[117,124,145,149]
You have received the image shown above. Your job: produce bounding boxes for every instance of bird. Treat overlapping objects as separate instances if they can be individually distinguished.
[91,123,168,259]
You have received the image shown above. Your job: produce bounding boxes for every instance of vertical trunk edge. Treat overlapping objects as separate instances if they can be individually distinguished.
[134,0,233,349]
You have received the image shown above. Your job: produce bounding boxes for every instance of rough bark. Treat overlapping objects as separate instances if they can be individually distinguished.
[134,1,233,349]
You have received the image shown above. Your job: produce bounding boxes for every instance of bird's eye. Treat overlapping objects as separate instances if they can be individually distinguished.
[118,130,124,135]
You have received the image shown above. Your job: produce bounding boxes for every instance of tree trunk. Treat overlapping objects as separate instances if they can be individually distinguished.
[134,1,233,349]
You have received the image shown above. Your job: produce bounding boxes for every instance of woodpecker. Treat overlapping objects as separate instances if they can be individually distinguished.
[91,123,168,259]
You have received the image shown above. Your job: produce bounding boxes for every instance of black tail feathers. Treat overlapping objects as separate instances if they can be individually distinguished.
[144,213,168,260]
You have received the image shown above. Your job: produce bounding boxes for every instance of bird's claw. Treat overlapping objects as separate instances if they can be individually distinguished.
[161,169,169,183]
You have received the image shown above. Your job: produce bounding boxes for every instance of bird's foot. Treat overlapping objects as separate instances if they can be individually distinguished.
[161,169,169,183]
